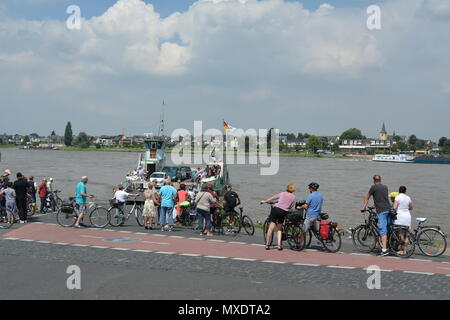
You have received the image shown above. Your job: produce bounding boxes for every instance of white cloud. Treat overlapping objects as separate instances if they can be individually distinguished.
[0,0,449,139]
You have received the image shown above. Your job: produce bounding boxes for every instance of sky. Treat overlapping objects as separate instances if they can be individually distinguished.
[0,0,449,140]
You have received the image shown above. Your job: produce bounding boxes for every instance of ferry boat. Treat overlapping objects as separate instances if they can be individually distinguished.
[412,155,450,164]
[372,154,414,163]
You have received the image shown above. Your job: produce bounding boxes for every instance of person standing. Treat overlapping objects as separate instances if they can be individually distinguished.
[360,175,391,256]
[38,179,48,213]
[143,182,160,230]
[223,185,241,233]
[13,172,30,223]
[261,184,297,250]
[158,180,178,231]
[297,182,323,233]
[74,176,94,228]
[175,183,189,225]
[112,184,139,225]
[0,182,16,224]
[195,184,216,236]
[28,176,37,213]
[393,186,413,228]
[0,178,6,220]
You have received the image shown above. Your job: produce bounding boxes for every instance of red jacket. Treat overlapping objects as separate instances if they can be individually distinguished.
[38,183,47,198]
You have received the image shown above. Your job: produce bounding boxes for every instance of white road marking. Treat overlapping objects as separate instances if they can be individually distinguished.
[19,239,34,242]
[152,234,167,237]
[168,236,185,239]
[262,260,287,264]
[293,263,320,267]
[350,253,371,256]
[204,255,227,259]
[80,235,103,239]
[155,251,176,255]
[232,258,257,262]
[403,271,434,275]
[363,268,393,272]
[54,242,70,246]
[3,237,19,240]
[133,249,153,253]
[36,240,52,244]
[207,239,225,242]
[119,231,133,234]
[188,237,205,241]
[71,244,89,247]
[409,258,431,262]
[179,253,201,257]
[110,248,130,251]
[250,244,265,247]
[229,241,246,245]
[327,266,356,269]
[142,241,169,245]
[90,246,108,249]
[305,249,318,252]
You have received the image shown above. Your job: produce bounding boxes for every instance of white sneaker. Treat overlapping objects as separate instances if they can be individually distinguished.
[19,220,25,224]
[74,224,81,228]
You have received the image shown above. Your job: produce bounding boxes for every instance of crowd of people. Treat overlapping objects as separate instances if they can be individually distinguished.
[261,175,413,254]
[106,180,240,236]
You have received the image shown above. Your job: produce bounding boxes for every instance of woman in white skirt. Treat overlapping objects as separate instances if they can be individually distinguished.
[143,182,160,230]
[393,186,413,255]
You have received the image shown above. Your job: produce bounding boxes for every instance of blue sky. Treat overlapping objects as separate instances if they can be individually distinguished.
[4,0,385,20]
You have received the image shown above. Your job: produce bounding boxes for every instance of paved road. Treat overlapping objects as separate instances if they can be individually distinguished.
[0,213,449,300]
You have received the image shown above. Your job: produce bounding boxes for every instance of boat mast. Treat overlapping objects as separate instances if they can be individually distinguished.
[159,100,165,137]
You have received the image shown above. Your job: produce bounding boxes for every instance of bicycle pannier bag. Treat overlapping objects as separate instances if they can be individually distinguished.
[319,221,331,239]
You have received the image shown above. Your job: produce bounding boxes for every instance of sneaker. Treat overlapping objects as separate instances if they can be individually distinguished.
[206,232,213,237]
[168,228,173,232]
[19,220,25,224]
[74,224,81,228]
[160,227,165,232]
[380,249,390,256]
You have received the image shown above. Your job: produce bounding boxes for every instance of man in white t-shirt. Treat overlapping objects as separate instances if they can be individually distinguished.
[113,184,139,224]
[393,186,413,228]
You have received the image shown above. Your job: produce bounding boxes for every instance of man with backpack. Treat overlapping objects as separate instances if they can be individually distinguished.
[222,185,241,233]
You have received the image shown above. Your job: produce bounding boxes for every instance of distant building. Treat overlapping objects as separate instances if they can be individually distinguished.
[379,123,388,141]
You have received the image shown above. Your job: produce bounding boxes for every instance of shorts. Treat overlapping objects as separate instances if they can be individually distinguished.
[377,210,391,236]
[77,204,87,215]
[268,206,288,224]
[302,217,318,233]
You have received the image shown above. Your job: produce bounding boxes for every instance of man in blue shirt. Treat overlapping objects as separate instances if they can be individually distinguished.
[158,180,178,231]
[75,176,93,228]
[297,182,323,233]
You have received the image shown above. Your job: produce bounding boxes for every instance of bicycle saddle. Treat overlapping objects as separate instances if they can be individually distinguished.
[416,217,427,223]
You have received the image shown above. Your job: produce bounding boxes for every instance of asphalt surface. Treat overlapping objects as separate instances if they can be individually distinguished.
[0,211,449,300]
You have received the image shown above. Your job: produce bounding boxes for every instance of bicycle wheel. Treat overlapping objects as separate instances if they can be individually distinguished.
[89,206,110,228]
[229,215,242,235]
[287,225,306,251]
[109,207,125,227]
[417,228,447,257]
[27,203,36,218]
[352,225,377,252]
[322,226,342,253]
[135,206,144,227]
[242,215,255,236]
[56,209,77,227]
[263,219,273,246]
[389,227,415,258]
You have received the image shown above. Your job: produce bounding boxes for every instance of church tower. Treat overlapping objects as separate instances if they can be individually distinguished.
[379,123,388,141]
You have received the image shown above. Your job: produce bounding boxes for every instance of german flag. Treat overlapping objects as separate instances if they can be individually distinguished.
[223,120,236,131]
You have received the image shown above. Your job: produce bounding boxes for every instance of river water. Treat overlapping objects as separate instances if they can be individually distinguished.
[1,149,449,231]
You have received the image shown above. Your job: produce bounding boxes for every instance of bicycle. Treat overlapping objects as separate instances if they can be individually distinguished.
[300,212,342,253]
[108,196,144,227]
[215,206,255,236]
[56,197,110,228]
[40,190,63,214]
[262,202,306,251]
[412,217,447,257]
[179,202,196,227]
[353,207,415,258]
